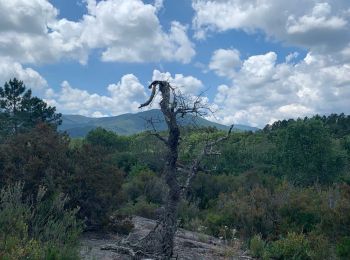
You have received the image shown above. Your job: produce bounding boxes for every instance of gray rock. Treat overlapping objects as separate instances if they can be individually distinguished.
[80,216,252,260]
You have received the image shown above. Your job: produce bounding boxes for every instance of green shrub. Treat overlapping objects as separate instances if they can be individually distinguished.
[307,232,333,260]
[263,232,310,260]
[69,143,124,229]
[0,182,82,259]
[123,168,166,204]
[249,234,266,258]
[204,213,229,237]
[119,196,159,219]
[336,237,350,259]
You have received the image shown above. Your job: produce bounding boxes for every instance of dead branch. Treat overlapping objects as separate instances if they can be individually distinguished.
[139,82,157,109]
[183,125,234,193]
[175,93,209,118]
[145,117,169,146]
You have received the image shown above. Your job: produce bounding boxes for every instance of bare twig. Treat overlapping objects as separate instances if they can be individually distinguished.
[183,125,234,193]
[146,117,169,146]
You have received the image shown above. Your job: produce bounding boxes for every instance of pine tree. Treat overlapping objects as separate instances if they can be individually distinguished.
[0,78,61,135]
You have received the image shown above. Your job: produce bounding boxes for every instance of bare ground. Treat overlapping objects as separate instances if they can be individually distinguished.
[80,216,253,260]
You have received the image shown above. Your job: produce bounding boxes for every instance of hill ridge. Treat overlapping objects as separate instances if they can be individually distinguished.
[59,109,258,137]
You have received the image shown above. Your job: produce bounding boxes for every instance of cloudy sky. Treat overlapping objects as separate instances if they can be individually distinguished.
[1,0,350,127]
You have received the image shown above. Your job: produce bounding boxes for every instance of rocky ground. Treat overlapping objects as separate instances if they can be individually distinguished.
[80,216,252,260]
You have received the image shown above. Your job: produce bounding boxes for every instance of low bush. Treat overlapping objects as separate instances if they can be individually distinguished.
[119,196,159,219]
[249,234,266,258]
[0,182,82,259]
[263,232,310,260]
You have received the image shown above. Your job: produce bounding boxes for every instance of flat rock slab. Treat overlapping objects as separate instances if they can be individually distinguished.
[80,216,251,260]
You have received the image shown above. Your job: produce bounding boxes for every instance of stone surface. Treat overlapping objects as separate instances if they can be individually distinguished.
[80,216,252,260]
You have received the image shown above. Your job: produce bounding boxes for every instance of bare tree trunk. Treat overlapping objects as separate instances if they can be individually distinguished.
[138,81,181,259]
[136,81,232,259]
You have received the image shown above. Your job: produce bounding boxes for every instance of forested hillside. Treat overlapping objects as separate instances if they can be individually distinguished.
[1,80,350,259]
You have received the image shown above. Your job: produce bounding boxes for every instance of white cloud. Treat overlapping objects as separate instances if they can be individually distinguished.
[46,74,148,117]
[0,58,47,90]
[43,70,206,117]
[0,0,57,34]
[194,1,350,127]
[209,49,241,78]
[192,0,350,53]
[152,70,204,95]
[212,51,350,127]
[286,3,347,34]
[0,0,87,64]
[0,0,195,64]
[154,0,164,11]
[82,0,195,63]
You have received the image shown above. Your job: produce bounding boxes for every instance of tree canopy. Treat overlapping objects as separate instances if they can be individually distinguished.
[0,78,61,136]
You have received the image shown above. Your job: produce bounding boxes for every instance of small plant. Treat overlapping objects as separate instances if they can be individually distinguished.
[249,234,266,258]
[0,182,83,259]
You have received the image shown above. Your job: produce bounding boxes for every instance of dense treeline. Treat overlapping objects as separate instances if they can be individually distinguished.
[1,79,350,259]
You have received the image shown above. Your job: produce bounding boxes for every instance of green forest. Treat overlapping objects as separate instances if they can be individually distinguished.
[1,79,350,259]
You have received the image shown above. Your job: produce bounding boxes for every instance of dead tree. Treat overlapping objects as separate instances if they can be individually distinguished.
[136,80,232,259]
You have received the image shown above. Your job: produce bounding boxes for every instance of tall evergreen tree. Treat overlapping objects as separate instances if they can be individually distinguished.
[0,78,61,135]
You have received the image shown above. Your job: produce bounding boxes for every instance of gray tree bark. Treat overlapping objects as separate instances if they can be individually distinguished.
[138,81,181,259]
[137,81,232,259]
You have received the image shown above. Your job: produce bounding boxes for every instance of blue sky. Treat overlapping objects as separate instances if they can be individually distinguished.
[0,0,349,127]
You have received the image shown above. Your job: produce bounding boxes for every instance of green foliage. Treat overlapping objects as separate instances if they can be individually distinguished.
[307,232,333,260]
[336,237,350,259]
[119,196,159,219]
[123,166,166,204]
[0,123,71,191]
[86,127,129,151]
[0,78,61,136]
[1,81,350,258]
[276,119,342,185]
[0,182,82,259]
[263,232,310,260]
[69,143,124,229]
[249,234,266,258]
[264,114,350,138]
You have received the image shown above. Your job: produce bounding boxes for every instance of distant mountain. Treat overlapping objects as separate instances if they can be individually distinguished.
[59,109,258,137]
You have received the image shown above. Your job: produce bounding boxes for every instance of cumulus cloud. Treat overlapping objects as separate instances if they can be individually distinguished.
[45,74,147,117]
[0,58,47,90]
[209,49,241,78]
[0,0,86,64]
[82,0,195,63]
[152,70,204,95]
[211,51,350,127]
[0,0,195,64]
[44,70,204,117]
[198,1,350,127]
[192,0,350,53]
